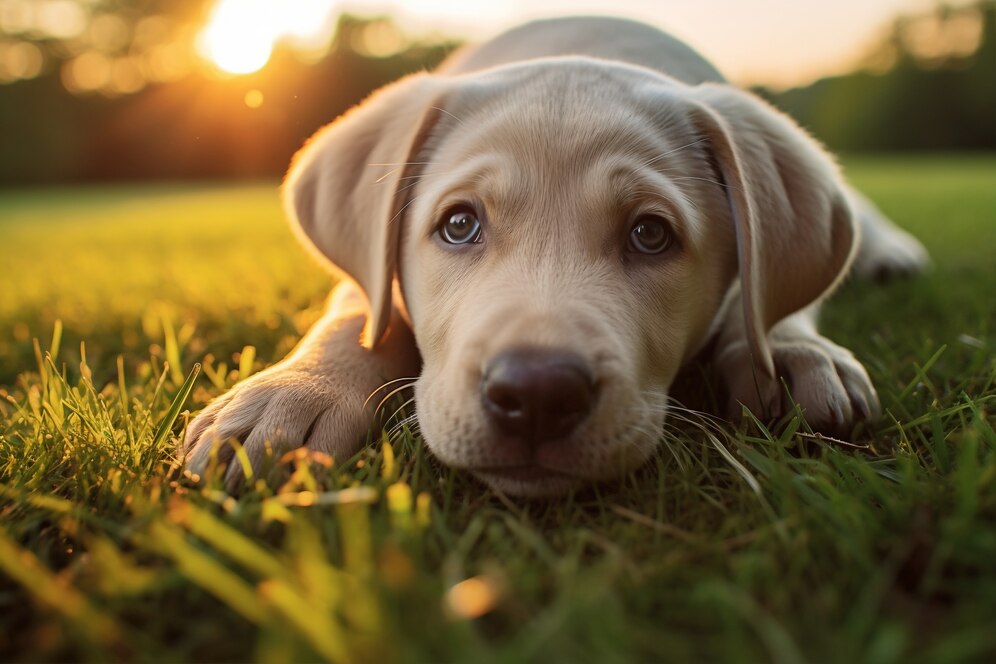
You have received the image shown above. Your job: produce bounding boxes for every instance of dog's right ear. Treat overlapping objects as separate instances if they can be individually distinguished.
[687,85,857,379]
[283,72,446,346]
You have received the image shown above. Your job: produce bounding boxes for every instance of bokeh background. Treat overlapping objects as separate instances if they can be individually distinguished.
[1,5,995,662]
[0,0,993,185]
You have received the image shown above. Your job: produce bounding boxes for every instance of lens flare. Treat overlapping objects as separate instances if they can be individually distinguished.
[198,0,338,75]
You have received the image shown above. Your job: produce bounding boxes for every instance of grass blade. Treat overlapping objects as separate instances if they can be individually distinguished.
[151,363,200,449]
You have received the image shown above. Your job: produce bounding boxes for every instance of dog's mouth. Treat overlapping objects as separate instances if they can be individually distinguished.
[472,464,581,496]
[477,464,564,481]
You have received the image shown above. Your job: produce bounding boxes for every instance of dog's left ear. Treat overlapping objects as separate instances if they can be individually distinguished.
[688,84,857,376]
[283,73,446,346]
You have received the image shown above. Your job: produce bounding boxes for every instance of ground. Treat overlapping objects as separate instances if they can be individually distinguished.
[0,155,994,662]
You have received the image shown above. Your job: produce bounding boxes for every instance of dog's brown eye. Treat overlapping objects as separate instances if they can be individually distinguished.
[628,216,674,255]
[439,208,483,245]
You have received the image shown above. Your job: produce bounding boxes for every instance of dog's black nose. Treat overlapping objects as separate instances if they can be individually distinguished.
[481,348,597,442]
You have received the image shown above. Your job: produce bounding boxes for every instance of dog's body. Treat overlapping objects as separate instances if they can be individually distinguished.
[184,17,927,495]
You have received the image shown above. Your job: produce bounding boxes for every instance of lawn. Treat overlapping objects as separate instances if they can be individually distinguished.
[0,155,994,663]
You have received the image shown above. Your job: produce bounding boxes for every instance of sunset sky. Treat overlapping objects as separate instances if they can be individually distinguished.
[331,0,946,87]
[193,0,955,88]
[0,0,975,94]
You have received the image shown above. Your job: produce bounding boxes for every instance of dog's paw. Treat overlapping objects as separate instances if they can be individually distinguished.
[717,335,880,436]
[851,221,929,282]
[183,363,371,489]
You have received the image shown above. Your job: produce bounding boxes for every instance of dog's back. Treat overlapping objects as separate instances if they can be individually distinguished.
[439,16,725,85]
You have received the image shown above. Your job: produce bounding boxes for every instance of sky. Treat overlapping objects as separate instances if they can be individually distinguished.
[332,0,946,88]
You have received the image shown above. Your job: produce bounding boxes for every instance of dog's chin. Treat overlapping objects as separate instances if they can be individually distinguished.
[472,466,583,498]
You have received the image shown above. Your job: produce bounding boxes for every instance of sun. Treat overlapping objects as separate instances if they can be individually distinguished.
[198,0,338,75]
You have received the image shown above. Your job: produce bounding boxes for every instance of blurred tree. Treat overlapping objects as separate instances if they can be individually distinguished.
[761,1,995,152]
[0,11,457,184]
[0,0,209,90]
[0,3,991,185]
[0,0,209,182]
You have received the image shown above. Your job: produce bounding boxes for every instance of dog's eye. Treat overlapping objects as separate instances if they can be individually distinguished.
[439,207,483,245]
[628,215,674,255]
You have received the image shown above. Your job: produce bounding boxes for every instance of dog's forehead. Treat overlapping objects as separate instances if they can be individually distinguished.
[449,56,670,104]
[441,58,692,157]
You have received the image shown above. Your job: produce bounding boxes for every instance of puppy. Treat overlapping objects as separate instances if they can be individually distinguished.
[184,17,928,496]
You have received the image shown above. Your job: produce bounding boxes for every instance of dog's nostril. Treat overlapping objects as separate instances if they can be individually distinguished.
[486,385,525,417]
[480,347,597,443]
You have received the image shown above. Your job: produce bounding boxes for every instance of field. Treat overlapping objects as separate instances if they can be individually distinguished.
[1,155,994,662]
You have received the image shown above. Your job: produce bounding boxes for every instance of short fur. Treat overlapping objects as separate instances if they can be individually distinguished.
[184,17,927,496]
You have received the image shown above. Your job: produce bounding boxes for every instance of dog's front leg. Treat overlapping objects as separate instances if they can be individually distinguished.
[711,300,880,436]
[183,281,419,487]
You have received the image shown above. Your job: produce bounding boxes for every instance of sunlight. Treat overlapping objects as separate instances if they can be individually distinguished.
[198,0,338,75]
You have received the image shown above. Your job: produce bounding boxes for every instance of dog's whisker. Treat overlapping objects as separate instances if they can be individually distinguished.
[372,376,419,390]
[373,167,401,183]
[630,398,759,487]
[395,179,424,195]
[395,170,454,194]
[388,190,432,226]
[376,168,453,188]
[388,412,420,438]
[394,170,454,182]
[373,384,417,419]
[657,432,691,473]
[669,175,730,189]
[640,136,710,168]
[383,396,417,427]
[668,409,731,439]
[659,394,729,423]
[430,105,466,127]
[367,161,437,167]
[620,421,660,444]
[364,376,418,410]
[649,403,762,497]
[664,409,729,440]
[392,411,419,430]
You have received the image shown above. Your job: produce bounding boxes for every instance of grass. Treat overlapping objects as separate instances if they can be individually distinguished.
[0,155,994,663]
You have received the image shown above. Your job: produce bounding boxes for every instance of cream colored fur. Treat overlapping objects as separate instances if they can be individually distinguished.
[183,16,927,495]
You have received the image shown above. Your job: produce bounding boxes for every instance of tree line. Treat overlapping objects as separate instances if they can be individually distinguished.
[0,3,992,185]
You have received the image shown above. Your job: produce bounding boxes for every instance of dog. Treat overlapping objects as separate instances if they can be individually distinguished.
[183,17,928,496]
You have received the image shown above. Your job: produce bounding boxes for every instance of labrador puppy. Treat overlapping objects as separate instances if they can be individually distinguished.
[184,17,927,496]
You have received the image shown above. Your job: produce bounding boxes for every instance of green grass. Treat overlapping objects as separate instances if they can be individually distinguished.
[1,155,994,663]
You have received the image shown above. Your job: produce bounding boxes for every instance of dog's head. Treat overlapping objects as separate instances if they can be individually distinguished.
[284,58,855,496]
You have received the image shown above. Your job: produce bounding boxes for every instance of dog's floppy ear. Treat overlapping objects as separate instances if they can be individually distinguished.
[689,85,857,376]
[283,72,445,346]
